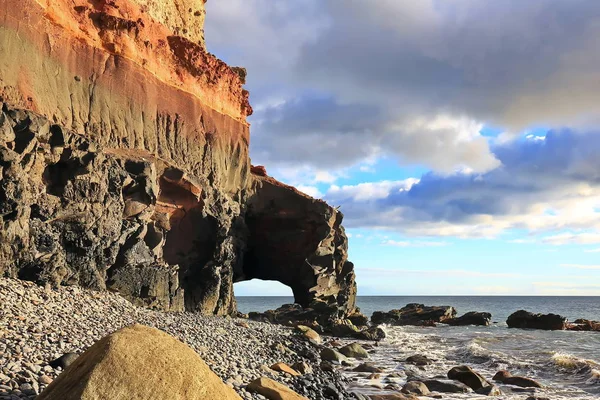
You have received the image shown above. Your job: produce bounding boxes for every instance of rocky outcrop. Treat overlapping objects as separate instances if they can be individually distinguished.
[0,0,357,319]
[371,304,456,326]
[38,324,241,400]
[443,311,492,326]
[506,310,567,330]
[567,319,600,331]
[240,177,357,316]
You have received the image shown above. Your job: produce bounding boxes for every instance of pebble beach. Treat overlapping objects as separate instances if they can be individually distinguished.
[0,278,349,400]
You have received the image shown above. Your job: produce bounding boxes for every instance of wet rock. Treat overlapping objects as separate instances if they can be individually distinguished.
[567,319,600,331]
[447,365,491,391]
[330,320,361,337]
[339,343,369,359]
[444,311,492,326]
[320,348,348,363]
[369,394,416,400]
[475,385,502,396]
[423,379,472,393]
[492,370,542,388]
[353,363,384,373]
[347,311,369,327]
[354,326,386,341]
[406,354,431,366]
[401,381,430,395]
[372,304,456,326]
[506,310,566,330]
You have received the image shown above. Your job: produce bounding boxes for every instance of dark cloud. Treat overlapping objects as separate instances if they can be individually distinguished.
[325,130,600,236]
[206,1,600,175]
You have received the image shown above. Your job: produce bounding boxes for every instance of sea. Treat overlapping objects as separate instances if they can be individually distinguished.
[237,296,600,399]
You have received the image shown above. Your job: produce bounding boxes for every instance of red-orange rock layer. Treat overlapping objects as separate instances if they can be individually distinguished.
[0,0,251,192]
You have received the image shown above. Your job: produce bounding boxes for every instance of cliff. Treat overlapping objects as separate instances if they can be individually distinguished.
[0,0,356,318]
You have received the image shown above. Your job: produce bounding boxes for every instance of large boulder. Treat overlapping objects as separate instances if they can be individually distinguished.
[444,311,492,326]
[37,324,241,400]
[372,304,456,326]
[447,365,491,391]
[506,310,566,330]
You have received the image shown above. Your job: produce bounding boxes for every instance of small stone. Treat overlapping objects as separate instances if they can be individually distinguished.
[270,363,300,376]
[38,375,53,385]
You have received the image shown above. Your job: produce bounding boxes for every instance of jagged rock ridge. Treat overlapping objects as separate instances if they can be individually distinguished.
[0,0,356,318]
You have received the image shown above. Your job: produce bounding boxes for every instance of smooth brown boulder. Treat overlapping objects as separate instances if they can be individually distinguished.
[401,381,430,395]
[247,377,308,400]
[37,324,241,400]
[448,365,491,391]
[492,370,542,388]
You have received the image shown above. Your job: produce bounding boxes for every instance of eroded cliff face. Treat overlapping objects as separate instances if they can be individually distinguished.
[0,0,356,318]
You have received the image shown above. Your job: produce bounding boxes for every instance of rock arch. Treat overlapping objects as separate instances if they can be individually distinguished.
[235,176,357,319]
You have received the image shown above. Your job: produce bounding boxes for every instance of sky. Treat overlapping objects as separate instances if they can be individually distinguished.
[205,0,600,296]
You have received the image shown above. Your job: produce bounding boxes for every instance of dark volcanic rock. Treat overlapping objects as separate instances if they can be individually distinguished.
[371,304,456,326]
[444,311,492,326]
[506,310,567,330]
[447,365,491,391]
[353,363,384,373]
[0,105,357,319]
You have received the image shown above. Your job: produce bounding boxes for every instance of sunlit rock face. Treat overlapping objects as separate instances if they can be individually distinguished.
[0,0,356,318]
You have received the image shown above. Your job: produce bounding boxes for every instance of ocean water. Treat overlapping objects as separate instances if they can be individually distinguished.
[237,296,600,399]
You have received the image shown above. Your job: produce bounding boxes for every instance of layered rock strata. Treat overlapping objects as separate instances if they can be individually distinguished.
[0,0,356,318]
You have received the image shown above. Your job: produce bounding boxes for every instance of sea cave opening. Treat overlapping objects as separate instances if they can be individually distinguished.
[234,279,294,314]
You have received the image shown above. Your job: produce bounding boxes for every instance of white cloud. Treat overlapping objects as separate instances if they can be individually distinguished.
[542,232,600,246]
[296,185,322,199]
[327,179,419,202]
[560,264,600,270]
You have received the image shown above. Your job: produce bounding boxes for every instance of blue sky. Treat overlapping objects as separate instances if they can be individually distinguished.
[206,1,600,296]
